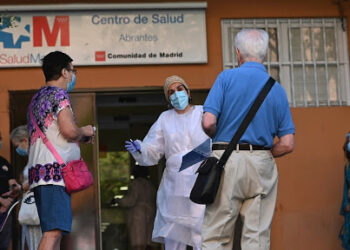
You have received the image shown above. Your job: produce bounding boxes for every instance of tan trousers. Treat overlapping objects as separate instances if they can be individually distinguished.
[202,149,278,250]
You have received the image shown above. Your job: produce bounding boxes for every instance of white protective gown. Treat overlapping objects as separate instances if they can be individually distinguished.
[132,105,208,248]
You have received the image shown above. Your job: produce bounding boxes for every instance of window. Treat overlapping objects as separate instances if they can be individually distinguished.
[221,18,350,107]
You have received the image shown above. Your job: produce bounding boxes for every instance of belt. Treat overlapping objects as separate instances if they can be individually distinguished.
[212,144,271,151]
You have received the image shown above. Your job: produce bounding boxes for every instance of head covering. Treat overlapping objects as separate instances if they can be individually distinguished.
[163,75,189,101]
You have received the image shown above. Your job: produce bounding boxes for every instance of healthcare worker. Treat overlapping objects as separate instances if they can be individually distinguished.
[125,75,208,250]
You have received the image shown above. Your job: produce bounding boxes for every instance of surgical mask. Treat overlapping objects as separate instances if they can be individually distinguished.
[170,90,189,110]
[0,141,2,150]
[67,74,76,92]
[16,146,28,156]
[347,142,350,152]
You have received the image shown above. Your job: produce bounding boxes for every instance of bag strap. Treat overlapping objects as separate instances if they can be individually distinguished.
[217,77,276,168]
[29,104,65,165]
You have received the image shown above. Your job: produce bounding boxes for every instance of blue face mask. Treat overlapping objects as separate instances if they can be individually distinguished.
[170,90,189,110]
[16,146,28,156]
[347,142,350,152]
[0,141,2,150]
[67,74,76,92]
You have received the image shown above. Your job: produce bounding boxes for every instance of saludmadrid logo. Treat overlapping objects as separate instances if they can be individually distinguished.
[0,15,69,65]
[0,16,69,49]
[0,53,41,64]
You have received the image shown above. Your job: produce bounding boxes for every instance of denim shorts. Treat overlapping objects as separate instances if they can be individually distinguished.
[33,185,72,234]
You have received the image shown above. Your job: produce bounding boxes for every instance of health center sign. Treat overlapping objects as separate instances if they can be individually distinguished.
[0,5,207,67]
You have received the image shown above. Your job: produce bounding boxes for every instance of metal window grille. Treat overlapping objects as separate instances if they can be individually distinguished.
[221,18,350,107]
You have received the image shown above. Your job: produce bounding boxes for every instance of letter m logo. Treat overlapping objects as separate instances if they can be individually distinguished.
[33,16,70,47]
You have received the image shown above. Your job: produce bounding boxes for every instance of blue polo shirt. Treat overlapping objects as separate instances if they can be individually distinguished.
[204,62,295,147]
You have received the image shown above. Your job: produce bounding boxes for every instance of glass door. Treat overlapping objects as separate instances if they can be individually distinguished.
[61,93,100,250]
[97,91,166,250]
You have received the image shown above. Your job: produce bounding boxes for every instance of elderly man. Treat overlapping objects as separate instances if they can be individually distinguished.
[201,29,295,250]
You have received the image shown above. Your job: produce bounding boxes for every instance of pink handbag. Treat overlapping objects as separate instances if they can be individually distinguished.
[60,160,93,194]
[30,106,93,194]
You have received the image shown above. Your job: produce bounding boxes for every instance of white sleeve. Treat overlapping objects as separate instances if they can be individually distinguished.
[131,117,165,166]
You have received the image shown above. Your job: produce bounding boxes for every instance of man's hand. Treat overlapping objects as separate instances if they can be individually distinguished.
[3,181,22,198]
[80,125,95,144]
[271,134,294,158]
[346,204,350,213]
[0,197,14,213]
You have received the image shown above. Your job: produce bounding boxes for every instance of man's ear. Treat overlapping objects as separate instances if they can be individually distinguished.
[61,68,69,78]
[236,48,243,66]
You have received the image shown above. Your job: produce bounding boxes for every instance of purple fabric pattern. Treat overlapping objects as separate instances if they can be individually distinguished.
[28,162,63,185]
[27,86,72,145]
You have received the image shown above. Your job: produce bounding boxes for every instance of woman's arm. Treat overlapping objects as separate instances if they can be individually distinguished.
[130,117,165,166]
[57,107,94,143]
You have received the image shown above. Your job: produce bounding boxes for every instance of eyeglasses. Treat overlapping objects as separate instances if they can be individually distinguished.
[67,68,77,75]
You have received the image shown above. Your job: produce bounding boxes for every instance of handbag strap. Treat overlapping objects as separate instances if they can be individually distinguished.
[217,77,276,168]
[29,104,65,166]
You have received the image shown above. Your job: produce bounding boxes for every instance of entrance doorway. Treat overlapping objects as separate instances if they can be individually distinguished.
[97,91,166,250]
[96,89,208,250]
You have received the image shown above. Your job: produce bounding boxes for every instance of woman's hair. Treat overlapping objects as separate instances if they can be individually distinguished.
[235,29,269,62]
[343,132,350,161]
[10,125,28,142]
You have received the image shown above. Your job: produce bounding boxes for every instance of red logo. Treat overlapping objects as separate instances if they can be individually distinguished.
[95,51,106,61]
[33,16,70,47]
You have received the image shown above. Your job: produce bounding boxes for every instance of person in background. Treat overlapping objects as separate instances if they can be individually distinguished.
[114,166,156,250]
[201,29,295,250]
[10,125,42,250]
[27,51,95,250]
[0,132,22,250]
[340,132,350,249]
[125,75,208,250]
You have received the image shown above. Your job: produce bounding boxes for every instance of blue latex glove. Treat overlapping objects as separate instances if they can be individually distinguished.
[125,140,141,153]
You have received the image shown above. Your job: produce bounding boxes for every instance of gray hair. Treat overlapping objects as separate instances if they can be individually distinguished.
[10,125,28,142]
[234,29,269,62]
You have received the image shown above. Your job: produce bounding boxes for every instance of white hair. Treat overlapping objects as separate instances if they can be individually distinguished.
[234,29,269,62]
[10,125,28,142]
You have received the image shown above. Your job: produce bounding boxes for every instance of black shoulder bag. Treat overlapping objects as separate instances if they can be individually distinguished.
[190,77,276,205]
